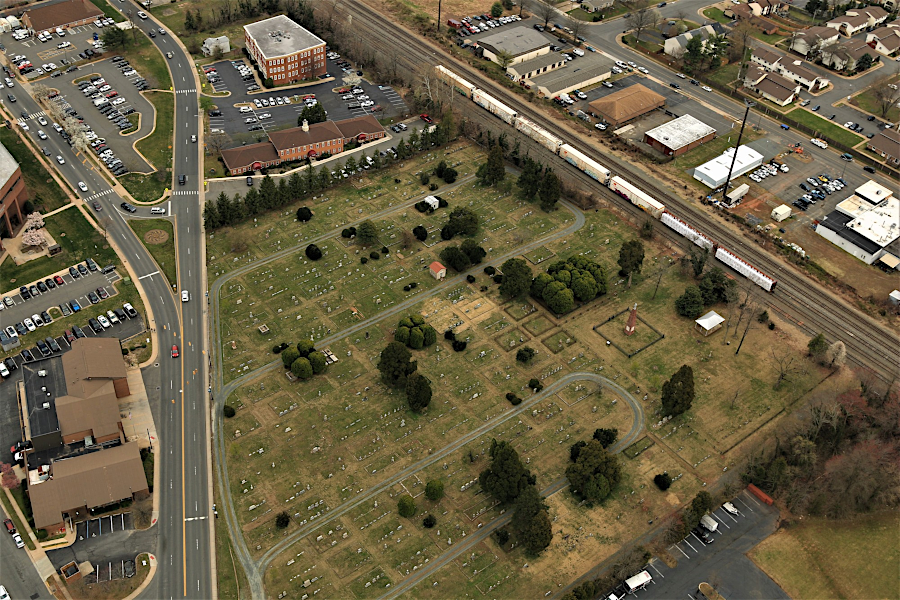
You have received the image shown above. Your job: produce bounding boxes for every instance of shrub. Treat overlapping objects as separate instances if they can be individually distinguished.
[516,347,536,363]
[466,274,476,283]
[341,228,353,238]
[398,495,416,518]
[291,357,313,380]
[528,378,543,392]
[410,282,417,289]
[275,511,291,528]
[308,351,327,374]
[758,310,769,323]
[423,514,437,528]
[305,244,322,260]
[419,172,430,185]
[493,274,503,284]
[444,329,456,341]
[395,326,410,345]
[442,168,457,184]
[425,479,444,501]
[361,257,368,264]
[429,183,439,191]
[495,529,510,545]
[296,206,312,222]
[484,266,496,276]
[654,473,672,491]
[370,251,380,259]
[36,529,49,541]
[452,340,467,351]
[403,285,411,292]
[381,246,389,254]
[506,392,522,405]
[438,197,448,208]
[413,225,428,241]
[223,405,236,418]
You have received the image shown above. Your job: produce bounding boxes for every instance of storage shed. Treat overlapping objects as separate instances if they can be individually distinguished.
[695,311,724,336]
[429,262,446,280]
[771,204,791,222]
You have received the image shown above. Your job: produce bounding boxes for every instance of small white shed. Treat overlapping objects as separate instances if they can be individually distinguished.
[695,310,724,336]
[771,204,791,222]
[424,195,439,210]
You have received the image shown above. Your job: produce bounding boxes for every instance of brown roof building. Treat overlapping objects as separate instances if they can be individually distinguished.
[28,443,148,531]
[867,128,900,166]
[22,0,103,32]
[220,115,386,175]
[62,337,130,398]
[56,380,123,445]
[588,84,665,126]
[0,138,28,247]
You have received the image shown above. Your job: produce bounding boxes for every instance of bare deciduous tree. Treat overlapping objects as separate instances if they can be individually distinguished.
[870,71,900,118]
[534,0,556,27]
[825,340,847,368]
[730,21,755,64]
[568,14,585,43]
[206,132,231,155]
[625,0,660,45]
[771,347,802,390]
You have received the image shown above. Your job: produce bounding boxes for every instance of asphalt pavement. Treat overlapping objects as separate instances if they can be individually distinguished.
[0,528,55,600]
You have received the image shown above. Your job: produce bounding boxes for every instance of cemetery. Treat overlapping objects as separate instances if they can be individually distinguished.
[212,140,838,599]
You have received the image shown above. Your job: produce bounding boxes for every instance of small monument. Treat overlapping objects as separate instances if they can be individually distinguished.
[624,303,638,336]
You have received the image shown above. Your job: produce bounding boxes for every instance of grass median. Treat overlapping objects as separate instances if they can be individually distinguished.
[128,218,176,286]
[0,491,36,550]
[0,127,69,212]
[787,109,865,147]
[120,91,174,203]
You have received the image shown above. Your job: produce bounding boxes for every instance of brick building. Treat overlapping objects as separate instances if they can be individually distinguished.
[22,0,103,32]
[0,141,28,245]
[244,15,326,85]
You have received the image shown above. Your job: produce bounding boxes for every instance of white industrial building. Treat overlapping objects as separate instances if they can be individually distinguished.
[692,145,764,188]
[478,26,551,66]
[815,181,900,267]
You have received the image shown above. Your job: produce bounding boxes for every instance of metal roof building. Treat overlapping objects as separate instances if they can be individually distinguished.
[643,114,717,157]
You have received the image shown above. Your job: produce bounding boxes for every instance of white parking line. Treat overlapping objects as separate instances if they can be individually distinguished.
[681,538,698,553]
[690,531,708,545]
[739,491,761,510]
[712,512,731,529]
[648,561,665,578]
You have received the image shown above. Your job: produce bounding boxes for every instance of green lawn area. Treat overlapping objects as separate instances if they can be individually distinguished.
[567,4,628,21]
[708,62,740,87]
[0,206,119,291]
[750,511,900,600]
[852,77,900,123]
[623,34,662,54]
[88,0,125,22]
[0,128,69,213]
[120,91,174,202]
[0,491,35,550]
[702,7,732,25]
[129,218,176,286]
[787,109,865,147]
[673,127,762,172]
[786,6,822,25]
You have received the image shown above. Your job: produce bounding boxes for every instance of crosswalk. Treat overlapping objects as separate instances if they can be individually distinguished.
[174,88,197,95]
[17,110,47,123]
[171,190,197,196]
[83,188,115,201]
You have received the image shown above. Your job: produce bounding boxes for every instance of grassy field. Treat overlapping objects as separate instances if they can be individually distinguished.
[566,6,627,21]
[120,91,174,202]
[852,75,900,124]
[787,109,865,147]
[702,7,732,25]
[129,219,176,286]
[750,511,900,600]
[0,128,69,213]
[708,62,740,87]
[149,0,257,59]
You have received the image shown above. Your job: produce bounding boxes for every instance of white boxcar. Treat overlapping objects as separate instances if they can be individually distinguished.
[435,65,476,98]
[715,246,777,292]
[609,176,665,218]
[472,89,517,124]
[559,144,611,184]
[515,116,563,152]
[660,212,713,249]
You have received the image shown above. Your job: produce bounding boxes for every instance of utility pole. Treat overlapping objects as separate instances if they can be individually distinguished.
[437,0,442,33]
[722,99,754,204]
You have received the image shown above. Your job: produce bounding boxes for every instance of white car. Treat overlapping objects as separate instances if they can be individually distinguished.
[98,314,111,328]
[78,181,88,192]
[137,11,148,18]
[56,155,65,165]
[37,130,47,139]
[20,122,29,131]
[112,97,126,105]
[638,66,649,74]
[24,318,36,332]
[258,113,271,119]
[595,123,607,130]
[38,116,47,126]
[181,290,189,302]
[722,502,739,516]
[702,85,712,92]
[253,99,262,108]
[57,41,71,49]
[13,533,24,548]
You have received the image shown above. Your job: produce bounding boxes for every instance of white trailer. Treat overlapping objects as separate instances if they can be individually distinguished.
[660,212,714,249]
[515,116,563,152]
[435,65,477,98]
[609,176,665,218]
[472,89,518,124]
[700,514,719,532]
[715,246,778,292]
[559,144,611,184]
[624,571,652,594]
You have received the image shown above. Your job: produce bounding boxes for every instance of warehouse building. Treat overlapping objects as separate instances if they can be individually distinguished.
[478,26,551,66]
[21,0,102,32]
[530,55,614,98]
[244,15,326,85]
[816,183,899,266]
[642,114,717,157]
[692,145,764,188]
[506,53,566,82]
[588,84,665,127]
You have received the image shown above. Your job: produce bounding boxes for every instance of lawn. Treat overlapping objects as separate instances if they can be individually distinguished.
[787,108,865,147]
[0,206,118,291]
[0,128,70,213]
[88,0,126,22]
[129,218,176,286]
[149,0,256,59]
[708,62,741,87]
[702,7,732,25]
[566,6,627,22]
[852,77,900,124]
[120,91,174,202]
[750,511,900,600]
[0,491,36,550]
[623,33,662,54]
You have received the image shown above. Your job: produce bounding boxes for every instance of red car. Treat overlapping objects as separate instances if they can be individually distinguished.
[420,114,433,124]
[54,275,65,286]
[4,518,15,534]
[171,345,179,358]
[64,330,75,343]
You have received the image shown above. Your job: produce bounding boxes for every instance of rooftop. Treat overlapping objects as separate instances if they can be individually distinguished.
[855,180,895,204]
[753,47,783,66]
[693,145,764,184]
[509,52,566,75]
[795,26,839,40]
[755,73,796,102]
[867,128,900,158]
[530,55,614,92]
[644,114,717,150]
[588,84,666,123]
[0,140,19,186]
[478,26,550,57]
[220,141,279,171]
[55,380,121,440]
[61,337,126,385]
[817,210,882,254]
[22,0,102,32]
[23,357,66,438]
[828,193,900,247]
[243,15,325,59]
[269,120,344,152]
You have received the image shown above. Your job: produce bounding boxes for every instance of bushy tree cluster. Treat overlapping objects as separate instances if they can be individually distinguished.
[476,144,506,187]
[566,439,622,504]
[433,161,458,184]
[440,207,479,240]
[394,314,437,350]
[531,256,607,314]
[443,329,467,352]
[377,341,433,413]
[280,340,328,380]
[675,267,737,317]
[515,346,536,363]
[480,440,553,554]
[661,365,695,417]
[517,157,561,211]
[498,258,532,299]
[439,239,486,272]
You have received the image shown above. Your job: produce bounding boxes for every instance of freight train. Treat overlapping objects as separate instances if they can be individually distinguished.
[434,65,778,293]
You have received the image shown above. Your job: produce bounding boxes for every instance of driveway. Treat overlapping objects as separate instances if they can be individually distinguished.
[47,518,156,573]
[627,489,788,600]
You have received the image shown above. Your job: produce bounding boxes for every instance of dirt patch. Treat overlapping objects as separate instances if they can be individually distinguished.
[161,8,177,16]
[143,229,169,245]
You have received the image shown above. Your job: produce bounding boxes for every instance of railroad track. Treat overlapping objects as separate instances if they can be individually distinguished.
[338,0,898,379]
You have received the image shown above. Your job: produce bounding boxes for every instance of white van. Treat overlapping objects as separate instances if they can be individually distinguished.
[700,514,718,532]
[239,106,252,113]
[573,48,585,57]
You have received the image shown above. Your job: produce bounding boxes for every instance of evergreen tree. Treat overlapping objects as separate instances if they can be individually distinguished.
[289,171,303,201]
[357,220,379,246]
[675,286,704,318]
[243,186,261,216]
[517,157,542,200]
[276,178,289,207]
[661,365,695,417]
[499,258,532,299]
[307,351,327,374]
[203,198,221,229]
[479,439,535,504]
[476,144,506,186]
[259,175,276,210]
[397,495,416,517]
[538,169,561,211]
[377,341,417,387]
[808,333,828,359]
[290,357,313,379]
[617,240,645,281]
[406,372,432,413]
[565,439,621,504]
[513,485,553,555]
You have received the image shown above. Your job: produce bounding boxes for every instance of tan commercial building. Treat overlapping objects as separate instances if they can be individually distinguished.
[244,15,326,85]
[28,442,148,532]
[478,26,551,66]
[22,0,103,32]
[643,114,717,157]
[0,141,28,245]
[588,84,665,127]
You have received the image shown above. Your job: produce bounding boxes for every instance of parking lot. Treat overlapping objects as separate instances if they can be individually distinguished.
[615,489,787,600]
[77,513,133,541]
[206,58,407,144]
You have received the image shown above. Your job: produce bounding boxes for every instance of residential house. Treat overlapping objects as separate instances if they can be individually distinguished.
[867,128,900,166]
[750,48,828,90]
[726,3,780,34]
[744,66,801,105]
[826,6,890,37]
[580,0,614,12]
[789,26,840,57]
[821,38,877,71]
[866,25,900,56]
[21,0,102,32]
[201,36,230,57]
[749,0,783,16]
[663,23,727,57]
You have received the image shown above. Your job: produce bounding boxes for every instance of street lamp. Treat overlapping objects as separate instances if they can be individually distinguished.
[721,99,754,204]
